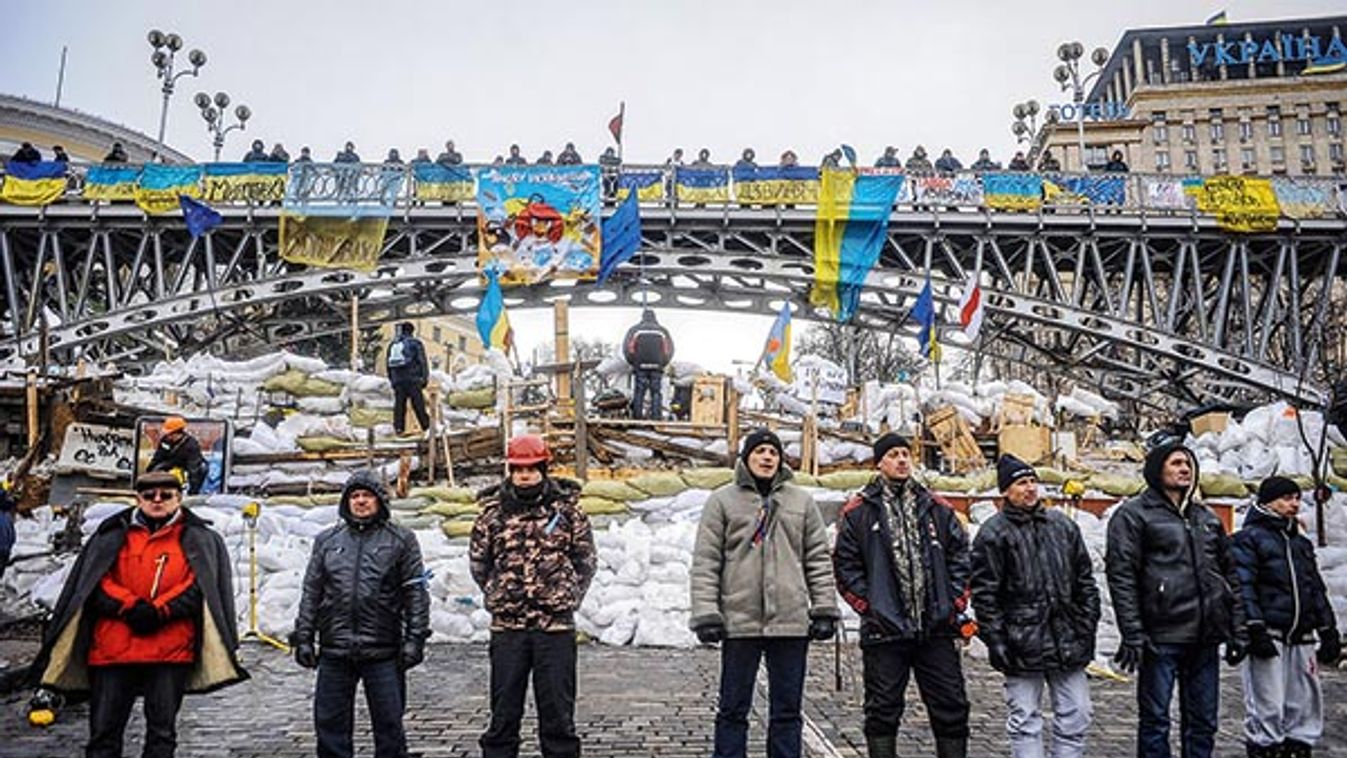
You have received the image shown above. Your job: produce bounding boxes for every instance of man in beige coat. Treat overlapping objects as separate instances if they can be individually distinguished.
[690,428,839,758]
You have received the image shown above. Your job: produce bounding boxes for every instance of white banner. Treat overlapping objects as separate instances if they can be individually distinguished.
[56,423,135,478]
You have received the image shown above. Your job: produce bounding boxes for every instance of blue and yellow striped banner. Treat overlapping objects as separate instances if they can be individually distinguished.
[1,161,67,206]
[810,168,904,321]
[202,162,287,203]
[135,164,203,215]
[83,165,140,201]
[674,167,730,204]
[733,166,820,206]
[983,173,1043,211]
[413,164,474,202]
[616,170,665,202]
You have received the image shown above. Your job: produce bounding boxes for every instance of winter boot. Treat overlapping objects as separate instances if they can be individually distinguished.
[1282,740,1312,758]
[934,736,968,758]
[1246,743,1277,758]
[865,734,897,758]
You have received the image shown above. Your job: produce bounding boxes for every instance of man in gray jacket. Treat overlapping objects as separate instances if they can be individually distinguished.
[292,470,431,758]
[690,428,839,758]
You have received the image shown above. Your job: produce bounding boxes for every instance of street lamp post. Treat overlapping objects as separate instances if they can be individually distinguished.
[1053,42,1109,171]
[148,29,206,162]
[1009,100,1040,160]
[195,91,252,162]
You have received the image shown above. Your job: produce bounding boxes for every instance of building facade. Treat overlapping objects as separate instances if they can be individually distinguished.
[1037,15,1346,175]
[378,315,487,377]
[0,93,192,164]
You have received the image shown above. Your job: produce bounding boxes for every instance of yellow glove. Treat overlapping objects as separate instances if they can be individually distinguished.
[28,709,55,727]
[1063,479,1086,498]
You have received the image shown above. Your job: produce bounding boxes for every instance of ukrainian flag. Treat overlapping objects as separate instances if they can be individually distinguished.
[413,164,474,202]
[83,165,140,201]
[135,164,202,215]
[675,167,730,204]
[809,168,904,321]
[476,268,513,350]
[616,169,665,202]
[759,301,793,381]
[983,173,1043,211]
[733,166,820,206]
[202,162,287,204]
[1,161,67,206]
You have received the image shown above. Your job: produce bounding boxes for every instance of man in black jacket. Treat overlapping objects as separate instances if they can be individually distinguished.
[147,416,208,495]
[1232,476,1340,758]
[292,470,431,758]
[386,322,431,436]
[622,309,674,420]
[833,432,972,758]
[971,455,1099,758]
[1106,441,1248,758]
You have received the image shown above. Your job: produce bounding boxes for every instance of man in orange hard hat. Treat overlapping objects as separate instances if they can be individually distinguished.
[147,417,208,495]
[470,433,596,758]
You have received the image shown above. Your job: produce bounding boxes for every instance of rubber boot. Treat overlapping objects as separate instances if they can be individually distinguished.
[934,736,968,758]
[865,735,897,758]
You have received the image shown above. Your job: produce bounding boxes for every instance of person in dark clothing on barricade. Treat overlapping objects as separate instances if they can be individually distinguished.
[12,142,41,163]
[622,309,674,420]
[833,432,972,758]
[292,470,431,758]
[147,416,208,495]
[1105,440,1249,758]
[243,140,268,162]
[470,434,596,758]
[971,454,1099,758]
[386,322,431,436]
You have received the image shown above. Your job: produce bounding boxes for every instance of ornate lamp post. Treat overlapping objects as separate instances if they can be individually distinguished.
[195,91,252,162]
[148,29,206,162]
[1010,99,1040,149]
[1053,42,1110,170]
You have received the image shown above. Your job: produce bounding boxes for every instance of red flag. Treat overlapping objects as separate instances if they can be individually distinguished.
[608,102,624,145]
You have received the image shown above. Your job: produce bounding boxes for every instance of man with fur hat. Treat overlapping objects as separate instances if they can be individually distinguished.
[971,454,1099,758]
[470,433,596,758]
[689,428,838,758]
[30,469,247,757]
[832,432,972,758]
[1231,476,1340,757]
[292,469,430,758]
[1106,440,1248,758]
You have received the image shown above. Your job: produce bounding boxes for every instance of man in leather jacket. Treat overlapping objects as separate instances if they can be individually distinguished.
[292,470,430,758]
[622,309,674,420]
[971,454,1099,758]
[1105,441,1248,758]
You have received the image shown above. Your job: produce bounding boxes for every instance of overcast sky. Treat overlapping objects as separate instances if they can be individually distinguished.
[4,0,1341,373]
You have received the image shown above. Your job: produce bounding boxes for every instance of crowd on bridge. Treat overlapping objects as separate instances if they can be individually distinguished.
[24,425,1341,758]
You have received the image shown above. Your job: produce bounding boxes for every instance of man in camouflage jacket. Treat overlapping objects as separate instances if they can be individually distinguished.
[470,434,596,758]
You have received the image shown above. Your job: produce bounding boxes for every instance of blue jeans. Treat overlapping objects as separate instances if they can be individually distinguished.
[1135,643,1219,758]
[713,637,809,758]
[314,655,407,758]
[631,370,662,420]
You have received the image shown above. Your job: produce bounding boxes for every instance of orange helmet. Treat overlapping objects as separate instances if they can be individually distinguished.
[162,416,188,434]
[506,434,551,467]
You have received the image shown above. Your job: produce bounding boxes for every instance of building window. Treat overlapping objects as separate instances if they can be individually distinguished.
[1300,144,1316,165]
[1212,147,1226,169]
[1241,147,1255,168]
[1297,117,1312,136]
[1185,150,1199,170]
[1209,108,1223,120]
[458,336,468,351]
[1153,122,1169,143]
[1182,124,1196,143]
[1330,114,1343,137]
[1238,122,1253,141]
[1270,145,1285,164]
[432,326,443,343]
[1210,121,1225,141]
[1084,145,1109,168]
[1155,151,1171,171]
[1330,143,1344,163]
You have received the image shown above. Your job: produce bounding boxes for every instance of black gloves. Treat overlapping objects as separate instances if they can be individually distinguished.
[808,618,837,642]
[1224,639,1248,666]
[1113,639,1147,674]
[293,642,318,669]
[87,587,124,618]
[400,640,425,670]
[985,641,1013,674]
[1247,622,1280,660]
[160,583,203,622]
[124,600,162,636]
[694,623,726,645]
[1317,627,1341,666]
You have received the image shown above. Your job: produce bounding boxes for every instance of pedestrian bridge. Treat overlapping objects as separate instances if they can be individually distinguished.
[1,162,1343,410]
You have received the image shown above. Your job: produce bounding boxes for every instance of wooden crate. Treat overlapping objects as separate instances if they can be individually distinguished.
[1190,411,1230,437]
[926,405,983,473]
[996,393,1037,429]
[691,375,726,426]
[999,424,1051,464]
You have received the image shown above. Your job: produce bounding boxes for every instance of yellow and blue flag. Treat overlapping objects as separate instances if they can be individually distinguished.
[413,164,474,202]
[476,269,513,350]
[616,170,665,202]
[810,168,904,321]
[202,162,287,204]
[675,167,730,204]
[910,278,941,363]
[1,160,67,206]
[733,165,820,206]
[83,165,140,201]
[759,301,793,381]
[136,164,202,215]
[598,190,642,284]
[983,173,1043,211]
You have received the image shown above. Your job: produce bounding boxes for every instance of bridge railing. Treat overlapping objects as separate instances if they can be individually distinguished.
[2,160,1345,222]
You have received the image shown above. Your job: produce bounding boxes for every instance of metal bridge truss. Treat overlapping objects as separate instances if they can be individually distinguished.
[1,203,1343,410]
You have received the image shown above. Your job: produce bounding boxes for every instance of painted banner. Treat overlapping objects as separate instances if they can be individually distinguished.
[279,214,389,271]
[1271,177,1336,220]
[474,165,601,285]
[134,417,232,495]
[1194,176,1280,232]
[1,160,68,206]
[83,165,140,201]
[202,162,287,203]
[616,169,666,202]
[811,168,904,321]
[284,162,405,216]
[732,166,820,205]
[983,173,1042,211]
[55,423,135,478]
[911,173,983,206]
[1043,175,1126,206]
[674,167,730,204]
[1143,178,1193,210]
[135,164,202,215]
[413,163,474,202]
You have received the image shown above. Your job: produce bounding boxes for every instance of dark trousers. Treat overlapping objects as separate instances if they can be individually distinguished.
[712,637,809,758]
[392,382,430,434]
[861,637,970,740]
[481,630,579,758]
[631,370,662,420]
[87,663,190,758]
[1136,643,1220,758]
[314,655,407,758]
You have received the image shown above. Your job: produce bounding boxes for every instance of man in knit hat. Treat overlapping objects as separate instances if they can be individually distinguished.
[1230,476,1340,757]
[1105,441,1248,758]
[971,454,1099,758]
[833,432,972,758]
[690,428,838,758]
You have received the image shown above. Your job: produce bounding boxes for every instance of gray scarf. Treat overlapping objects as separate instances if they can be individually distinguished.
[881,477,925,625]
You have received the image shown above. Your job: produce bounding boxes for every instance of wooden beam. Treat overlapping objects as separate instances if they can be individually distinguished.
[554,300,571,416]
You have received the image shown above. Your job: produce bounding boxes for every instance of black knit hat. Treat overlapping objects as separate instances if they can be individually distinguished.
[740,428,784,464]
[997,454,1037,492]
[1257,476,1300,505]
[872,432,910,463]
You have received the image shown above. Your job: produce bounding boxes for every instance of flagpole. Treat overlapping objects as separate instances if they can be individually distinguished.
[616,101,625,163]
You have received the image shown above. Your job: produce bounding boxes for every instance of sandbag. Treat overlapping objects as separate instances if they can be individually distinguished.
[1086,473,1145,497]
[349,405,394,428]
[1199,472,1250,498]
[410,485,476,503]
[817,470,873,491]
[580,497,629,516]
[628,472,688,497]
[421,501,482,518]
[297,436,357,453]
[681,467,735,490]
[448,388,495,409]
[441,519,476,539]
[1034,467,1071,485]
[262,369,343,397]
[923,474,974,493]
[793,472,818,488]
[581,480,647,502]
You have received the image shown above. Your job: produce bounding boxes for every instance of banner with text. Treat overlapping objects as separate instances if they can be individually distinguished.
[279,214,389,271]
[284,162,405,216]
[475,165,601,285]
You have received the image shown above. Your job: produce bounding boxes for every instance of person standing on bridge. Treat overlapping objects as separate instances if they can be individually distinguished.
[1106,441,1248,758]
[832,432,972,758]
[470,434,596,758]
[386,322,431,437]
[243,140,269,162]
[971,455,1099,758]
[622,309,674,420]
[689,428,839,758]
[147,416,208,495]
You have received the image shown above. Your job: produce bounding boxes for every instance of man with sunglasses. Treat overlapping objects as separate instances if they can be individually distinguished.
[31,470,248,758]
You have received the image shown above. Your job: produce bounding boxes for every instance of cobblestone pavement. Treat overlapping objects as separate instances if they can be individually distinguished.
[3,642,1344,757]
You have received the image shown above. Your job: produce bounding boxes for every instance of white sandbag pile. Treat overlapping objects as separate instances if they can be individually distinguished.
[1185,401,1345,483]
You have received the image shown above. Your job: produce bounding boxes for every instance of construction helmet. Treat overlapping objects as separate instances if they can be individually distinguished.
[162,416,188,434]
[506,434,551,467]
